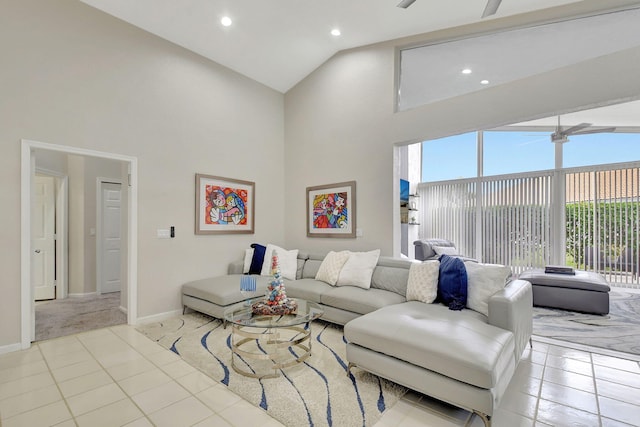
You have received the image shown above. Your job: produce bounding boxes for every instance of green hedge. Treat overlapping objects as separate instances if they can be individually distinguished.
[566,201,640,267]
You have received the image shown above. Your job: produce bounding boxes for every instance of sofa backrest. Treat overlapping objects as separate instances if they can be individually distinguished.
[302,253,325,279]
[371,257,412,296]
[413,238,455,261]
[296,251,310,279]
[300,252,411,297]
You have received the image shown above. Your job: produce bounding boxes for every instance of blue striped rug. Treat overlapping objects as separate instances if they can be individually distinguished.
[138,313,407,427]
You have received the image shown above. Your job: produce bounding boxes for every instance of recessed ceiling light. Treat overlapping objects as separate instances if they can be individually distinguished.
[480,79,490,85]
[462,68,472,74]
[221,16,232,27]
[331,28,341,36]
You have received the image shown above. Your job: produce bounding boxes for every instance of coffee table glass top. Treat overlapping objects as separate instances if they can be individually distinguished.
[224,298,324,328]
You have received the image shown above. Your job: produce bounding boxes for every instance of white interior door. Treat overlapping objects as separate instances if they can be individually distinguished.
[32,175,56,301]
[100,182,122,294]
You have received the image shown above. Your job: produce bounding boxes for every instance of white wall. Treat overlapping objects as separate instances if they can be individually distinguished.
[0,0,285,347]
[283,5,640,256]
[67,155,86,296]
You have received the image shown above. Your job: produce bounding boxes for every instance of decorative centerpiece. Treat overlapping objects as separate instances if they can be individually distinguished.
[251,250,298,315]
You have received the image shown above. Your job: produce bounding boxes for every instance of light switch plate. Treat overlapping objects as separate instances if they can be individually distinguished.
[157,229,171,239]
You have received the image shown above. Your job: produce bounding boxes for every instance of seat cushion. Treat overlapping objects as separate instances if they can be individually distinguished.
[182,275,272,306]
[344,301,515,389]
[284,278,333,303]
[320,286,405,315]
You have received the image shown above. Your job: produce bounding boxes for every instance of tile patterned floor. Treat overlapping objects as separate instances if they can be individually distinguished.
[1,325,639,427]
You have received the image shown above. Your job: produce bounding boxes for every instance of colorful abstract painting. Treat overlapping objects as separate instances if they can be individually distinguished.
[205,186,248,226]
[307,181,356,238]
[196,174,254,234]
[312,192,348,229]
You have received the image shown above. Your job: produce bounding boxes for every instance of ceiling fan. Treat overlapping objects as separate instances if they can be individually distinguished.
[397,0,503,19]
[550,116,616,143]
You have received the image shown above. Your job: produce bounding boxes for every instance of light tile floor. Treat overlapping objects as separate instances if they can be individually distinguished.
[1,325,639,427]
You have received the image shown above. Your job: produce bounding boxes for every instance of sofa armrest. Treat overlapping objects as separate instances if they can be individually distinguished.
[487,279,533,363]
[228,259,244,274]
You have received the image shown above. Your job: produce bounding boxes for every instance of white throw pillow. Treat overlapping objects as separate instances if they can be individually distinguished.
[406,261,440,304]
[465,261,512,316]
[315,251,351,285]
[261,244,299,281]
[432,245,458,256]
[243,248,254,274]
[336,249,381,289]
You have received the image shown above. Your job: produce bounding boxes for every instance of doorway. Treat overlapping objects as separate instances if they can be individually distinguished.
[21,140,138,349]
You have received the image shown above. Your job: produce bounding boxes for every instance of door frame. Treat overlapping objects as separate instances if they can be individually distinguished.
[21,139,138,349]
[36,167,69,301]
[96,177,123,296]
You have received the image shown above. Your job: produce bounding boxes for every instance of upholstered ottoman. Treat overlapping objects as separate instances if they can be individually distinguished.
[519,269,610,314]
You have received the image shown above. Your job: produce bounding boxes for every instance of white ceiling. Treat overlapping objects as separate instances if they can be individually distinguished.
[399,7,640,111]
[80,0,585,93]
[513,100,640,129]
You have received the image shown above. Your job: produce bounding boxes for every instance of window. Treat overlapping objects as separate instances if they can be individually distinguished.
[563,133,640,168]
[483,131,554,175]
[422,133,476,182]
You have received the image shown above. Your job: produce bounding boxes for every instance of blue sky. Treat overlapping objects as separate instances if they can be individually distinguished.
[422,131,640,182]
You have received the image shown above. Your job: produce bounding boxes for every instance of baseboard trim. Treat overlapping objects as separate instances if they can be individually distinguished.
[136,309,182,325]
[119,305,128,314]
[0,342,24,355]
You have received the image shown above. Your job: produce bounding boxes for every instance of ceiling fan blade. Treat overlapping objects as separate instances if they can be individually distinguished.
[571,127,617,136]
[562,122,592,135]
[397,0,417,8]
[481,0,502,18]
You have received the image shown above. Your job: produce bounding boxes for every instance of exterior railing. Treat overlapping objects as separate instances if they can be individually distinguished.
[417,161,640,288]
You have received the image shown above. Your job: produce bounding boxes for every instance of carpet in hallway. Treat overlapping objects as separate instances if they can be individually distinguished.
[36,292,126,341]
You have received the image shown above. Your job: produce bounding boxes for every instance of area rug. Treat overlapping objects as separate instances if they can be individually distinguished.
[36,292,126,341]
[533,288,640,356]
[138,313,407,427]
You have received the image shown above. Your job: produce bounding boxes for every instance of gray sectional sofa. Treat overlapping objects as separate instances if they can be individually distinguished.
[181,251,533,427]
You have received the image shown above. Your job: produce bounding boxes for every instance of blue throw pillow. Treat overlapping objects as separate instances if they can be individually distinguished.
[249,243,266,275]
[437,255,468,311]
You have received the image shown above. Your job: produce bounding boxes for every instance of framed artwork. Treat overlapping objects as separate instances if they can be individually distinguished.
[195,174,255,235]
[306,181,356,238]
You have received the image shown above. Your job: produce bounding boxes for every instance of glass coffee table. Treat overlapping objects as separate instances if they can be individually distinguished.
[223,298,324,379]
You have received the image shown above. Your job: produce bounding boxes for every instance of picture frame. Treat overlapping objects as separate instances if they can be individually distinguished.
[195,173,255,235]
[306,181,356,238]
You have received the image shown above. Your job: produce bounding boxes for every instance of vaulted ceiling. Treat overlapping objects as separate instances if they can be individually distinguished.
[80,0,588,93]
[79,0,640,127]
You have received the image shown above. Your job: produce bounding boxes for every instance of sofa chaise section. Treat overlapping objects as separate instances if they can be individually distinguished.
[344,279,533,427]
[181,274,272,319]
